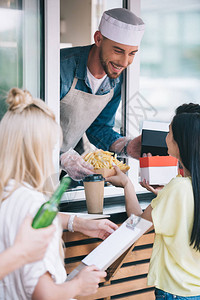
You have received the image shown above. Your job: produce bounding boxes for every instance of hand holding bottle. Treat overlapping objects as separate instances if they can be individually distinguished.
[14,215,55,264]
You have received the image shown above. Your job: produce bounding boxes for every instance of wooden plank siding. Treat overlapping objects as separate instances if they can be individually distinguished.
[63,225,155,299]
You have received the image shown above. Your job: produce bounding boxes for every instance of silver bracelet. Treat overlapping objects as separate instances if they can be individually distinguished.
[67,214,76,232]
[118,139,131,157]
[123,139,131,157]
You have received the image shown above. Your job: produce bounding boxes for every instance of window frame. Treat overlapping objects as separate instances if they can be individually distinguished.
[44,0,60,176]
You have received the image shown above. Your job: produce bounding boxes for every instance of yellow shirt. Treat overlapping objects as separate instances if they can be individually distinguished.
[148,176,200,296]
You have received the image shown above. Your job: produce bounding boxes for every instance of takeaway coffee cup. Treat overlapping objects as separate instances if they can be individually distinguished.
[83,174,105,214]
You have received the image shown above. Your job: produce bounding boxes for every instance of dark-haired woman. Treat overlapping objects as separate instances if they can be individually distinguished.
[106,103,200,299]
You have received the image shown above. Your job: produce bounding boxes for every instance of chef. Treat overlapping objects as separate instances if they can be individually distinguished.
[60,8,145,180]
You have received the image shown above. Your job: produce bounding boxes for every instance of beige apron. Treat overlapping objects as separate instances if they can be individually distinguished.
[60,77,114,152]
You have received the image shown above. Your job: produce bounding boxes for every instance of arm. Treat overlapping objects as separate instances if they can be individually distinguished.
[141,204,153,223]
[106,167,154,238]
[124,179,143,217]
[106,167,154,230]
[105,166,142,217]
[58,213,118,239]
[122,176,153,225]
[60,48,76,100]
[32,266,106,300]
[0,215,55,280]
[0,245,26,280]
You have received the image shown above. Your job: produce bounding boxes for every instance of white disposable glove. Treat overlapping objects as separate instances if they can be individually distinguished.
[60,148,94,181]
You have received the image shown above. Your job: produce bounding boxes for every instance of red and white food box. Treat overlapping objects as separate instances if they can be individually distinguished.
[139,156,178,185]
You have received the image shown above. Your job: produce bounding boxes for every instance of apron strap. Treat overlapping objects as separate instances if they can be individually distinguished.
[71,77,78,89]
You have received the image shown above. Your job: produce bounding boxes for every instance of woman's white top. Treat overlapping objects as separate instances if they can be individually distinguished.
[0,180,67,300]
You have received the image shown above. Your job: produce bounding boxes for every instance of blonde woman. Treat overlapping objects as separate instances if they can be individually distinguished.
[0,88,117,300]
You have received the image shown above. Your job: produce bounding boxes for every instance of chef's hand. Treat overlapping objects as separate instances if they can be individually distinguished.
[110,136,141,159]
[60,148,94,181]
[126,135,142,159]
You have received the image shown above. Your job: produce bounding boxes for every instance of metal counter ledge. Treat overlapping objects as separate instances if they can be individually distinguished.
[59,188,155,222]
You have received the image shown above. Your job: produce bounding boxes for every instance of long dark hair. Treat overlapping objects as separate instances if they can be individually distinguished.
[172,103,200,251]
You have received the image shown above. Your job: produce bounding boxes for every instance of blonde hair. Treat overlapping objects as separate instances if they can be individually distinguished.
[0,88,61,202]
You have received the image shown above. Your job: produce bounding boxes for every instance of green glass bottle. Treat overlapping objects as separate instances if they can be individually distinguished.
[32,177,71,229]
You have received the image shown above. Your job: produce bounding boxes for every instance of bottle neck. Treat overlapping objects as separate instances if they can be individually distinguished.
[49,177,71,205]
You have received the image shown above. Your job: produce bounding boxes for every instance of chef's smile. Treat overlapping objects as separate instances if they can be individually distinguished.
[110,62,124,73]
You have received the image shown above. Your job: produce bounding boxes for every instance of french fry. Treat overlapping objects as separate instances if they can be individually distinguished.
[84,149,130,173]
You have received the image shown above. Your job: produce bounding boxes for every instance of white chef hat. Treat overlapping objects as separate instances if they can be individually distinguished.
[98,8,145,46]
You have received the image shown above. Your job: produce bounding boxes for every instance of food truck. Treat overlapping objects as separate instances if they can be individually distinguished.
[0,0,199,299]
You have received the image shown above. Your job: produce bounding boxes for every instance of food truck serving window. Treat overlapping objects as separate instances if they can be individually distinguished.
[60,0,200,202]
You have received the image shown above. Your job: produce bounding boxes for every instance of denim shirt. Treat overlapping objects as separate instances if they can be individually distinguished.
[60,45,123,150]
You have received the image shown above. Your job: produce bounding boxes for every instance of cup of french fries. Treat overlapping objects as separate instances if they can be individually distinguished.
[84,149,130,178]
